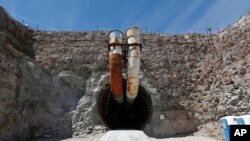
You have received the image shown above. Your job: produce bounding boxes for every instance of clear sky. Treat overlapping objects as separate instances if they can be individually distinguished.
[1,0,250,34]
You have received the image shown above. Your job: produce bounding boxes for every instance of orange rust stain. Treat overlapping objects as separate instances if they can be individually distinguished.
[127,80,133,95]
[127,77,138,97]
[109,54,123,100]
[131,51,139,58]
[114,38,119,43]
[110,37,120,44]
[128,28,138,35]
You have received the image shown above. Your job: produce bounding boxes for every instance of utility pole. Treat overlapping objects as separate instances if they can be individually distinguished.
[206,25,212,35]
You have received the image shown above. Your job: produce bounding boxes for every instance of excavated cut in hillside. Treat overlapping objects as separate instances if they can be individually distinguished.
[1,5,250,141]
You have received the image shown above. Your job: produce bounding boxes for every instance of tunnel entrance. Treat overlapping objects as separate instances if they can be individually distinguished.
[98,80,152,130]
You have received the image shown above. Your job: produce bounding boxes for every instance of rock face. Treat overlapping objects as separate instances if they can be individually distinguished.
[0,7,34,58]
[0,7,87,141]
[1,5,250,141]
[0,37,87,140]
[33,31,198,138]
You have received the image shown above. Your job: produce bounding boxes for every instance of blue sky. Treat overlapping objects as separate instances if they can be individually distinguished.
[1,0,250,33]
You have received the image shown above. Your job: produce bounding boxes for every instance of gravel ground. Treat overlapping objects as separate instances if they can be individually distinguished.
[33,130,220,141]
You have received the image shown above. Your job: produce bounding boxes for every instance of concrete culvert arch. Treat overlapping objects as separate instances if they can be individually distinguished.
[98,80,153,130]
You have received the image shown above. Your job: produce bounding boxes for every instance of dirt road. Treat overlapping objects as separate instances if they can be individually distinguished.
[35,130,219,141]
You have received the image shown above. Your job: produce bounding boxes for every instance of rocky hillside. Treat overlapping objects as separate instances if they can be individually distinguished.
[0,7,34,58]
[33,13,250,139]
[0,7,86,141]
[1,5,250,141]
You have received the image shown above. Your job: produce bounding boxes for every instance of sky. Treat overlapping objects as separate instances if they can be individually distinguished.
[0,0,250,34]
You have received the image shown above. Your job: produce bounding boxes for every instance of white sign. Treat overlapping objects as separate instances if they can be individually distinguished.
[160,115,164,120]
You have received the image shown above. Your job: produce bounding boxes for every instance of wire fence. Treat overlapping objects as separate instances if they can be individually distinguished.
[7,9,250,34]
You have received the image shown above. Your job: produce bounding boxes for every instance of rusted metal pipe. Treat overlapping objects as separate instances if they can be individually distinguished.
[109,30,124,103]
[126,27,141,103]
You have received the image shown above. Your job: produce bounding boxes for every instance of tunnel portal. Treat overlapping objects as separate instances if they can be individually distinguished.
[98,80,153,130]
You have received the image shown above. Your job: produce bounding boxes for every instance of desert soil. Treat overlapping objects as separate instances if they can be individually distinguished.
[33,130,219,141]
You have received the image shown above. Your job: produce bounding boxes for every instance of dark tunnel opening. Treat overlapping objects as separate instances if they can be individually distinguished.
[98,80,153,130]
